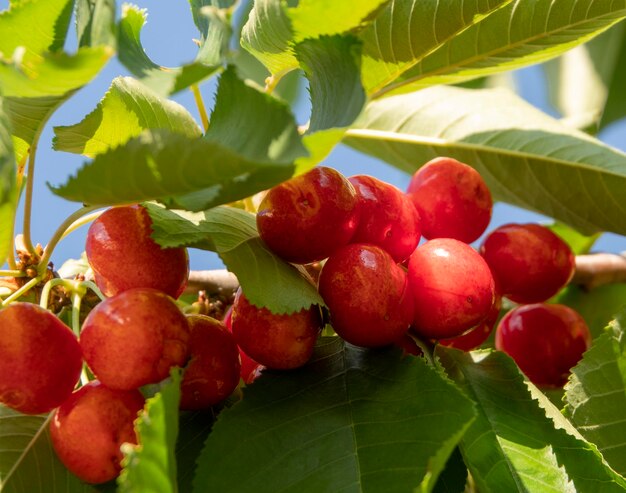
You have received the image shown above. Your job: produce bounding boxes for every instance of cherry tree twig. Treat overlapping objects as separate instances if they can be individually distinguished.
[184,253,626,297]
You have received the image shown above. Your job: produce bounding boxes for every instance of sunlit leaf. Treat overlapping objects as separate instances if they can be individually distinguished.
[76,0,117,48]
[345,85,626,236]
[564,309,626,476]
[437,347,626,492]
[0,96,16,264]
[53,76,201,157]
[146,204,323,313]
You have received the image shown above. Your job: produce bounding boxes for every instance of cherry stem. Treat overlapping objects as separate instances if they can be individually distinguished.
[264,69,290,94]
[21,141,38,255]
[70,290,90,386]
[78,280,106,302]
[0,270,25,277]
[192,84,210,132]
[1,276,41,307]
[39,278,72,309]
[36,205,102,276]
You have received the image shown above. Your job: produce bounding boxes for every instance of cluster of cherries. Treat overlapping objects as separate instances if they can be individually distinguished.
[252,157,591,388]
[0,205,241,484]
[0,157,592,484]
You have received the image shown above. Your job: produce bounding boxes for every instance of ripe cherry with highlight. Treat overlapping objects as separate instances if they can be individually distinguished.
[86,204,189,299]
[257,166,360,264]
[495,303,591,388]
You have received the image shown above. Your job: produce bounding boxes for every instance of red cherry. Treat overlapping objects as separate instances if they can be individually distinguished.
[348,175,421,263]
[480,223,575,303]
[409,239,495,339]
[180,315,241,410]
[257,166,360,264]
[0,303,83,415]
[50,381,144,484]
[407,157,492,243]
[495,304,591,388]
[223,306,264,384]
[231,291,321,370]
[318,244,414,348]
[439,296,502,351]
[86,204,189,298]
[80,288,190,390]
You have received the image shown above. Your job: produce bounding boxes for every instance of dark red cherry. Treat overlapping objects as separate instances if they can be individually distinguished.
[348,175,421,263]
[231,291,321,370]
[318,244,414,348]
[495,304,591,388]
[480,223,575,303]
[180,315,241,410]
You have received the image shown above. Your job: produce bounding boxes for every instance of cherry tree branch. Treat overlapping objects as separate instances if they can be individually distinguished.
[184,253,626,297]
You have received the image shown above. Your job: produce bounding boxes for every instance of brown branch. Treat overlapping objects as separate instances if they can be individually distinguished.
[572,253,626,290]
[184,253,626,298]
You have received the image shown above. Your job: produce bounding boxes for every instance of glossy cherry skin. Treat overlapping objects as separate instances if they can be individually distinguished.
[257,166,360,264]
[80,288,190,390]
[439,296,502,351]
[318,244,414,348]
[223,306,264,384]
[0,303,83,415]
[86,204,189,298]
[495,304,591,388]
[409,238,495,339]
[231,291,321,370]
[50,381,145,484]
[348,175,421,263]
[180,315,241,410]
[407,157,492,243]
[480,223,575,304]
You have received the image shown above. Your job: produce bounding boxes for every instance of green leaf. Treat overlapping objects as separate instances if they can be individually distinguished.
[0,97,17,265]
[548,223,600,255]
[370,0,626,98]
[50,130,295,209]
[193,338,476,493]
[176,410,216,493]
[432,448,468,493]
[345,85,626,236]
[545,23,626,132]
[0,407,97,492]
[189,0,235,66]
[145,204,324,313]
[437,347,626,492]
[4,95,65,166]
[564,310,626,476]
[241,0,388,75]
[555,284,626,339]
[360,0,512,96]
[0,0,73,57]
[0,46,113,98]
[118,368,182,493]
[294,35,365,172]
[204,66,307,164]
[75,0,117,48]
[117,4,218,96]
[53,76,202,157]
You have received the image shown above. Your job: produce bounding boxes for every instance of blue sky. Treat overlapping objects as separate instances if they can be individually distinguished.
[4,1,626,271]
